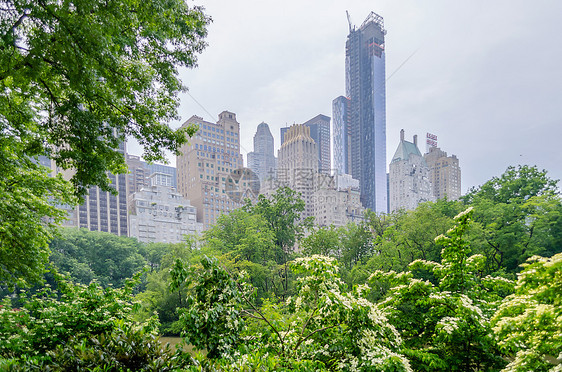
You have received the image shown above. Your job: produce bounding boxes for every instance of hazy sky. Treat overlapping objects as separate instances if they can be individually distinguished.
[129,0,562,193]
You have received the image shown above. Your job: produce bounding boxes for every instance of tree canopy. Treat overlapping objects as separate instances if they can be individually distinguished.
[0,0,210,287]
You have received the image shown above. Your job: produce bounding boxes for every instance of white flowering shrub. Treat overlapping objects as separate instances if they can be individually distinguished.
[170,256,247,359]
[371,208,511,371]
[173,254,411,370]
[281,255,411,371]
[492,252,562,372]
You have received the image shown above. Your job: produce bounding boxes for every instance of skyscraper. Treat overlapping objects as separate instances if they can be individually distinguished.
[277,124,318,218]
[176,111,244,230]
[302,114,331,173]
[247,122,277,183]
[280,114,331,174]
[336,12,388,213]
[332,96,351,175]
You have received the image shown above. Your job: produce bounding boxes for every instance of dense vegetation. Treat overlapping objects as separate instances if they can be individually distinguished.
[1,166,561,370]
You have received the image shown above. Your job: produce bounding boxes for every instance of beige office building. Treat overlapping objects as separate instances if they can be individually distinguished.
[277,124,319,218]
[176,111,244,230]
[424,146,461,201]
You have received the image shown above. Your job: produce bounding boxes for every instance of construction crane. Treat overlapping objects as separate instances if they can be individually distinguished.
[346,10,353,33]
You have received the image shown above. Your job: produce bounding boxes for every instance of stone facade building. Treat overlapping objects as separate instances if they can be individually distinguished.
[176,111,244,230]
[277,124,318,218]
[424,146,461,201]
[126,154,177,195]
[389,130,434,212]
[128,173,201,243]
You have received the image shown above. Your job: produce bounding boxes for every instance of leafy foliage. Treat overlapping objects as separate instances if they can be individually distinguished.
[1,0,210,288]
[172,254,411,370]
[170,256,247,359]
[463,165,562,273]
[492,253,562,371]
[0,156,75,288]
[0,273,131,358]
[49,228,147,287]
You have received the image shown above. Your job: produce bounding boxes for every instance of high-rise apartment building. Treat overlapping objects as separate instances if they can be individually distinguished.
[40,143,129,236]
[128,173,202,243]
[176,111,244,230]
[424,147,462,200]
[76,141,129,236]
[247,122,277,183]
[389,130,434,212]
[280,114,331,174]
[332,96,351,175]
[277,124,318,218]
[126,154,177,195]
[336,12,388,213]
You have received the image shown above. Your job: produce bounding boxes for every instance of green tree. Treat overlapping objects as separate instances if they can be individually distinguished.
[364,201,459,276]
[244,187,313,299]
[170,256,246,359]
[300,225,341,258]
[1,0,209,287]
[49,228,147,288]
[463,165,562,273]
[203,209,280,298]
[135,238,196,335]
[171,255,411,371]
[0,156,75,288]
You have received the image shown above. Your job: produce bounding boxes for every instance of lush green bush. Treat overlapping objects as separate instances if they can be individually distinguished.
[0,270,192,370]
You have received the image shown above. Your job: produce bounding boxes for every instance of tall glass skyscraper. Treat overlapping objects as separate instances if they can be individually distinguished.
[335,11,387,213]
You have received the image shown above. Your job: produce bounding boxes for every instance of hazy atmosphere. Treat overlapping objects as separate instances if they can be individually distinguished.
[130,0,562,193]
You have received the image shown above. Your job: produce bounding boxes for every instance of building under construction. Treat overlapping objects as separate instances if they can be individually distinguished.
[334,11,388,213]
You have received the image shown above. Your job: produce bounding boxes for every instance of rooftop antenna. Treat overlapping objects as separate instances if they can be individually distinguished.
[346,10,353,33]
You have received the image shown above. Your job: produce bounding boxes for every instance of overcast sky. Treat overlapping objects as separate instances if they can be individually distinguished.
[129,0,562,193]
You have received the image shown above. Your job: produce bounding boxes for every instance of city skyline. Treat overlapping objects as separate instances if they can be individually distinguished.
[126,1,562,194]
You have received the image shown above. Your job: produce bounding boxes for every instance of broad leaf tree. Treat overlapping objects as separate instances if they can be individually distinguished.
[1,0,210,287]
[462,165,562,273]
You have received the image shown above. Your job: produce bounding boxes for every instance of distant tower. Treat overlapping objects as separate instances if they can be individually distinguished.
[338,12,388,213]
[277,124,318,218]
[280,114,331,174]
[247,122,277,182]
[424,146,462,200]
[389,130,434,212]
[332,96,351,175]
